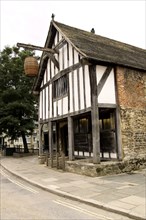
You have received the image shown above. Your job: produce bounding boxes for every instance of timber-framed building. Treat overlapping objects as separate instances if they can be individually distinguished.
[33,19,146,176]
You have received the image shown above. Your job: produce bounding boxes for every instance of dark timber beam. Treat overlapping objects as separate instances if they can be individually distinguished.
[49,121,53,167]
[89,65,100,164]
[51,62,82,82]
[39,124,43,155]
[17,42,57,54]
[43,53,59,69]
[68,116,74,161]
[53,38,67,52]
[17,42,60,69]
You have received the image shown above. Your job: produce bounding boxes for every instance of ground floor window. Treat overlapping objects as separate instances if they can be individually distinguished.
[73,109,117,160]
[74,114,92,157]
[99,108,117,159]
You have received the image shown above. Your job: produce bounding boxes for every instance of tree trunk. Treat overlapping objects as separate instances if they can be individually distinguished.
[21,131,29,153]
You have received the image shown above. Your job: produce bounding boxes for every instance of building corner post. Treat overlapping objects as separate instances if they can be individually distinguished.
[89,65,100,164]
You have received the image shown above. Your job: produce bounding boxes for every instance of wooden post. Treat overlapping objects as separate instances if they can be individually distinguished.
[55,122,59,169]
[89,65,100,164]
[68,116,74,161]
[115,107,123,160]
[49,121,53,167]
[114,67,123,160]
[38,123,43,155]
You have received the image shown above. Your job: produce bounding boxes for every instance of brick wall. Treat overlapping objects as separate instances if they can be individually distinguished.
[116,66,146,160]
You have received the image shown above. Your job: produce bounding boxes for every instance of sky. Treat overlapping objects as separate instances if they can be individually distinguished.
[0,0,146,56]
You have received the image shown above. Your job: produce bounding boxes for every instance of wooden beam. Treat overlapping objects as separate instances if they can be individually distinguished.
[49,121,53,167]
[68,116,74,161]
[53,38,67,52]
[38,123,43,155]
[52,62,82,82]
[89,65,100,164]
[43,53,59,69]
[17,42,57,54]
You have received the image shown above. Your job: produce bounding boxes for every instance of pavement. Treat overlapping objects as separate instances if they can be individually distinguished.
[0,155,146,220]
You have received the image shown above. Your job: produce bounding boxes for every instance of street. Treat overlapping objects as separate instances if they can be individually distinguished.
[0,169,133,220]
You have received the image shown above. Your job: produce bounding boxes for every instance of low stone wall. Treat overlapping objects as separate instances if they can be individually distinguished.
[65,156,146,177]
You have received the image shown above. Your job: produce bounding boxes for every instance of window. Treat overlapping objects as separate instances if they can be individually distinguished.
[74,116,91,134]
[53,75,68,99]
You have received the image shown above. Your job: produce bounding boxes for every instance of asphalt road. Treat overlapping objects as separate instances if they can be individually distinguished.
[0,169,134,220]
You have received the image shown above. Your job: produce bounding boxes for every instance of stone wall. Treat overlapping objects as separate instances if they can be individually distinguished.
[65,157,146,177]
[116,66,146,160]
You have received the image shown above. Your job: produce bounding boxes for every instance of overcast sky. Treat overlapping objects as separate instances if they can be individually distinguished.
[1,0,146,56]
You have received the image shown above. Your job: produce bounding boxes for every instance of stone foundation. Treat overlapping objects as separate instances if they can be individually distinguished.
[65,157,146,177]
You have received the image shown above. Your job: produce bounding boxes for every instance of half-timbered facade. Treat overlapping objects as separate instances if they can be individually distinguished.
[33,19,146,174]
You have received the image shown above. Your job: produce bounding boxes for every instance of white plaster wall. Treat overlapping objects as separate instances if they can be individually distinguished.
[54,32,58,45]
[74,70,79,111]
[47,62,50,81]
[69,72,73,112]
[84,65,91,108]
[63,96,68,115]
[96,65,116,104]
[74,49,79,64]
[46,87,48,119]
[42,89,45,120]
[79,67,85,110]
[59,47,63,71]
[49,84,52,118]
[98,69,116,104]
[69,44,73,66]
[96,65,107,82]
[64,44,68,69]
[53,101,57,117]
[51,61,55,78]
[58,99,62,116]
[39,91,42,120]
[59,32,62,41]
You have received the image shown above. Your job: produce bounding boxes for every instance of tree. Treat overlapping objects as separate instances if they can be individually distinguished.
[0,46,38,153]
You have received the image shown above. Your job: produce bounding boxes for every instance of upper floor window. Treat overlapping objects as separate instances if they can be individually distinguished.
[53,75,68,99]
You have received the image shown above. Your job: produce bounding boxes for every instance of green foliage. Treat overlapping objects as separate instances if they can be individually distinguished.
[0,46,39,151]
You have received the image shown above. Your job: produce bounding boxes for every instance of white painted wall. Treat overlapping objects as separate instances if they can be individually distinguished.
[79,67,85,110]
[84,65,91,108]
[74,49,79,64]
[39,91,42,120]
[96,65,116,104]
[49,84,52,118]
[42,89,45,120]
[54,101,57,117]
[64,44,68,69]
[58,99,62,116]
[69,72,73,112]
[74,69,79,111]
[69,44,73,66]
[47,61,50,81]
[46,86,48,119]
[63,97,68,115]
